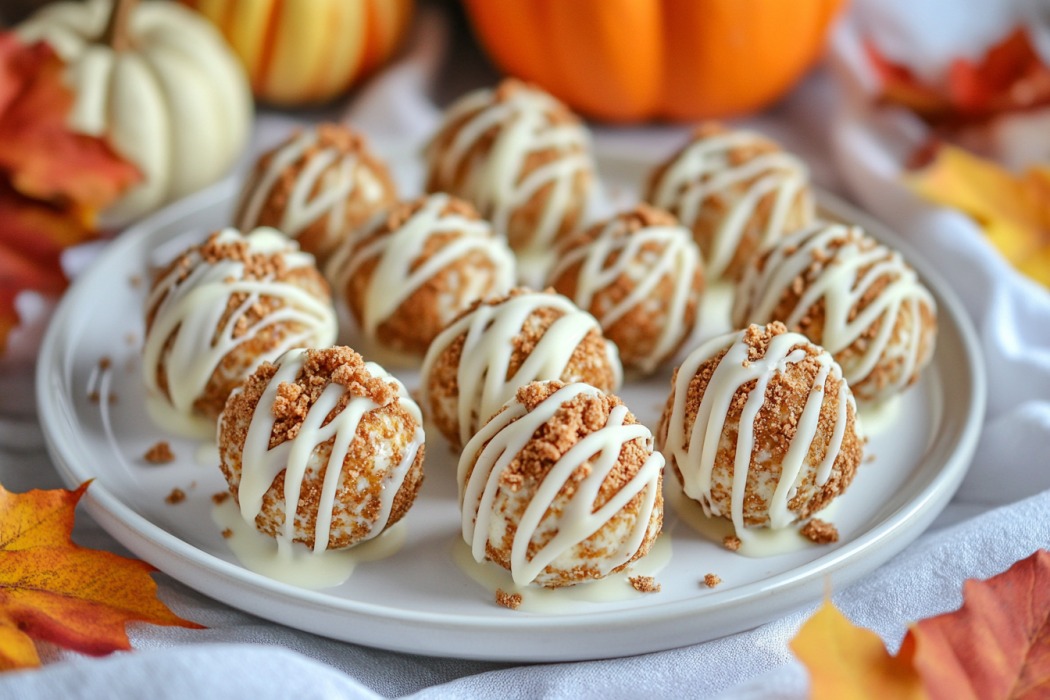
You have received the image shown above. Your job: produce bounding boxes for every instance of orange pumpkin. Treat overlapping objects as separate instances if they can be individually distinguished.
[181,0,413,106]
[461,0,845,123]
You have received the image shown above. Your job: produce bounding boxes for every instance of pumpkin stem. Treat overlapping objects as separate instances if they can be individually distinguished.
[101,0,139,51]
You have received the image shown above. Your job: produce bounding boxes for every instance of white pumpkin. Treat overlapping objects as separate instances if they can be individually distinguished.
[18,0,253,226]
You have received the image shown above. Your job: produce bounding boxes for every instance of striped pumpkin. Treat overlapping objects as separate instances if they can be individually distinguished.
[182,0,412,106]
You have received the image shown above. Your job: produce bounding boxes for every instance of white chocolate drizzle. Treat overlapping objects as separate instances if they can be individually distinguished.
[733,223,936,401]
[229,348,424,554]
[427,85,593,254]
[649,130,814,281]
[237,129,385,247]
[325,193,516,341]
[662,328,855,542]
[143,228,337,439]
[459,382,663,587]
[548,215,702,374]
[420,290,623,447]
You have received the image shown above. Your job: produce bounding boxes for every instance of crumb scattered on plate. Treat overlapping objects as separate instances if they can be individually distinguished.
[800,519,839,544]
[704,574,722,588]
[221,528,233,539]
[495,588,522,610]
[212,492,230,505]
[165,488,186,505]
[723,536,742,551]
[144,441,175,464]
[628,575,661,593]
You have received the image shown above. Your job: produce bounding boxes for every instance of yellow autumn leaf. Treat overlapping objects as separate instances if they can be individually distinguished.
[904,145,1050,288]
[790,600,929,700]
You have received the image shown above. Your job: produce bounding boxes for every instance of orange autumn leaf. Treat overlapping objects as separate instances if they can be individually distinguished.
[791,600,929,700]
[0,33,140,208]
[906,550,1050,700]
[0,480,203,671]
[903,143,1050,288]
[868,28,1050,126]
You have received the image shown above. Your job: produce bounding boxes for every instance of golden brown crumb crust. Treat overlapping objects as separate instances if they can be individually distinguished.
[800,518,839,544]
[495,588,523,610]
[144,441,175,464]
[628,575,661,593]
[704,573,722,588]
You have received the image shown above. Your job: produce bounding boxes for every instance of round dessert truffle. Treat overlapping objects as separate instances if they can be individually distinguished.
[733,223,937,404]
[645,123,815,283]
[547,204,704,375]
[325,193,516,356]
[421,288,623,451]
[424,79,594,255]
[460,380,663,588]
[218,347,425,551]
[143,228,337,439]
[234,123,397,262]
[657,322,863,539]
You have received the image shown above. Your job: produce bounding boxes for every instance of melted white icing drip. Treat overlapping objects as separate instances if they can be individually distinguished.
[230,348,424,554]
[649,130,813,281]
[143,228,337,439]
[325,193,516,341]
[237,129,377,244]
[459,382,663,587]
[734,223,936,400]
[420,290,623,447]
[428,86,592,254]
[547,216,702,374]
[662,328,855,542]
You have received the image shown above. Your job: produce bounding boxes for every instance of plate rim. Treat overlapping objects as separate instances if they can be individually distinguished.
[35,176,987,651]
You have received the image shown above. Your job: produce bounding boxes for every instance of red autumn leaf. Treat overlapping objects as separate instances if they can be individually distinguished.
[868,28,1050,126]
[0,480,204,671]
[0,33,140,208]
[906,549,1050,700]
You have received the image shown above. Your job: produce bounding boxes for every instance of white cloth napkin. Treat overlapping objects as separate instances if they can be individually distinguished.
[3,2,1050,698]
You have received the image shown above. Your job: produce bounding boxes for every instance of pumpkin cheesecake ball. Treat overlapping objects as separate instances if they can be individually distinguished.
[218,347,425,551]
[658,322,863,540]
[421,288,623,451]
[646,123,815,282]
[425,79,595,255]
[547,204,704,375]
[460,380,663,587]
[733,223,937,404]
[143,228,336,439]
[234,123,397,262]
[326,193,516,356]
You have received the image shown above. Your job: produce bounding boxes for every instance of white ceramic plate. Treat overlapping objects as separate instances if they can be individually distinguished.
[37,153,985,662]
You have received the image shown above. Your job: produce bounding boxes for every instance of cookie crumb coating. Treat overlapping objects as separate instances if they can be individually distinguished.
[218,347,425,551]
[548,204,704,374]
[646,122,814,282]
[235,123,397,262]
[658,323,863,538]
[326,193,516,356]
[460,380,663,588]
[143,228,336,438]
[421,288,623,451]
[425,79,594,254]
[734,222,937,404]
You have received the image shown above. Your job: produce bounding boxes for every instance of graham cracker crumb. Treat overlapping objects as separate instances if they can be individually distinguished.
[629,575,661,593]
[723,536,742,551]
[495,589,523,610]
[88,391,100,403]
[704,574,722,588]
[212,491,231,505]
[143,441,175,464]
[221,528,234,539]
[99,357,112,371]
[165,488,186,505]
[801,519,839,544]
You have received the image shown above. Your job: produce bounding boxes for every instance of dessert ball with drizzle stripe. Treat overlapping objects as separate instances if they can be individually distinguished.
[733,223,937,404]
[234,123,397,263]
[547,205,704,375]
[143,228,337,439]
[460,380,663,588]
[646,123,814,283]
[326,194,517,357]
[421,288,623,451]
[218,347,425,552]
[425,79,594,256]
[657,323,863,541]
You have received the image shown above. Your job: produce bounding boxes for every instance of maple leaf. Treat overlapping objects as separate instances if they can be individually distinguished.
[903,143,1050,288]
[906,550,1050,700]
[791,600,929,700]
[868,28,1050,126]
[0,480,204,671]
